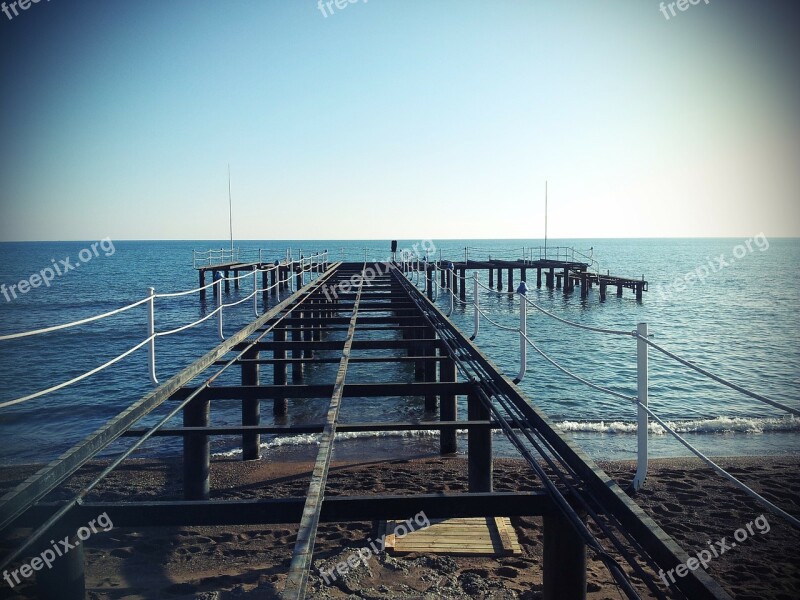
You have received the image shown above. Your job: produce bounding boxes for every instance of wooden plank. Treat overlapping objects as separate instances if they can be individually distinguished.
[386,516,522,557]
[282,274,365,600]
[494,517,516,554]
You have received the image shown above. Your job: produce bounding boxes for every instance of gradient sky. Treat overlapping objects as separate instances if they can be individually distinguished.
[1,0,798,241]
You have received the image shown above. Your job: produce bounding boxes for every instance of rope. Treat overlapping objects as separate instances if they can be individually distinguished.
[155,307,222,338]
[475,278,517,296]
[0,297,151,341]
[638,402,800,529]
[522,332,637,402]
[523,296,632,337]
[475,306,519,332]
[636,334,800,418]
[0,336,154,409]
[155,280,217,298]
[221,291,258,310]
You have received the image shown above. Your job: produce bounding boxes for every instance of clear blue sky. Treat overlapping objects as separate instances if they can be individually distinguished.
[1,0,798,241]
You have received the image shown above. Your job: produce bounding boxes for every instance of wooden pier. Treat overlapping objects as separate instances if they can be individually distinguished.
[0,261,723,600]
[426,259,648,301]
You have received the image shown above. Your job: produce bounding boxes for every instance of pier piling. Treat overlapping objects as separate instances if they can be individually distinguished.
[242,347,260,460]
[183,396,210,500]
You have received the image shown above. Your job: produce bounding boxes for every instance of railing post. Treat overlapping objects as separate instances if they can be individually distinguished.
[633,322,649,490]
[216,277,224,341]
[471,272,479,340]
[253,267,259,317]
[447,264,454,316]
[147,287,158,385]
[513,282,528,384]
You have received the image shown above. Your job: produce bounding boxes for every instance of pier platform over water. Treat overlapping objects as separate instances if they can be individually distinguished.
[0,260,726,600]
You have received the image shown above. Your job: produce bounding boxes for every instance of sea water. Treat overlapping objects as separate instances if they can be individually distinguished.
[0,238,797,466]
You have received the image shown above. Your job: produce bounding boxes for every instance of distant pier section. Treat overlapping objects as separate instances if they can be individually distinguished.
[427,246,648,302]
[194,245,648,303]
[193,248,329,299]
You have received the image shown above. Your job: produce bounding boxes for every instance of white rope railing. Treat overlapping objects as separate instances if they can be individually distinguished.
[635,334,800,418]
[475,306,519,332]
[155,307,222,338]
[0,297,152,341]
[523,295,632,337]
[0,336,154,409]
[520,332,636,403]
[431,268,799,507]
[0,249,329,405]
[476,277,517,296]
[638,401,800,529]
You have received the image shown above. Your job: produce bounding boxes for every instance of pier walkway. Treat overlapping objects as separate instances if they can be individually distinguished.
[0,260,728,600]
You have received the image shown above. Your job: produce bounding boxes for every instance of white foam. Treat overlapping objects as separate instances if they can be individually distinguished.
[557,415,800,435]
[212,416,799,456]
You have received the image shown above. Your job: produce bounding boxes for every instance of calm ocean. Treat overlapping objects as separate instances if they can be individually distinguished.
[0,238,798,466]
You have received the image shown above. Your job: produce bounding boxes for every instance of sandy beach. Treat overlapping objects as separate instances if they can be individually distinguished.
[1,454,798,599]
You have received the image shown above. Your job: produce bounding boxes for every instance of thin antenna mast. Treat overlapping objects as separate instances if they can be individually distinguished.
[544,180,548,260]
[228,164,233,253]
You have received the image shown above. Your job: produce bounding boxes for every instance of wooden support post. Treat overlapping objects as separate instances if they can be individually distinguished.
[424,328,437,412]
[636,283,643,301]
[617,282,623,297]
[467,390,492,492]
[261,269,269,310]
[581,273,588,299]
[270,267,277,295]
[37,535,84,600]
[273,327,288,416]
[199,270,206,301]
[452,267,459,296]
[242,347,260,460]
[489,267,494,288]
[536,268,542,289]
[295,268,302,290]
[548,268,554,289]
[440,267,446,287]
[224,269,230,294]
[313,298,322,341]
[440,357,457,454]
[426,267,433,299]
[507,267,513,291]
[414,319,425,381]
[563,268,570,294]
[234,270,239,290]
[497,267,503,291]
[293,311,305,384]
[459,268,466,302]
[543,512,587,600]
[556,274,562,289]
[520,267,527,283]
[600,282,607,301]
[184,396,210,500]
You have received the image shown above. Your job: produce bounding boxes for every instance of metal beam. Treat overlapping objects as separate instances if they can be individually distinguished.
[0,268,340,535]
[18,492,554,529]
[283,271,365,599]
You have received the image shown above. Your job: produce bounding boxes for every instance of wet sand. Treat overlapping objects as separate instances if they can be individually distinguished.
[1,455,798,599]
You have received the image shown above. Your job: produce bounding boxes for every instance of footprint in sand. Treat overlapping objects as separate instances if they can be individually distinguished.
[110,547,135,559]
